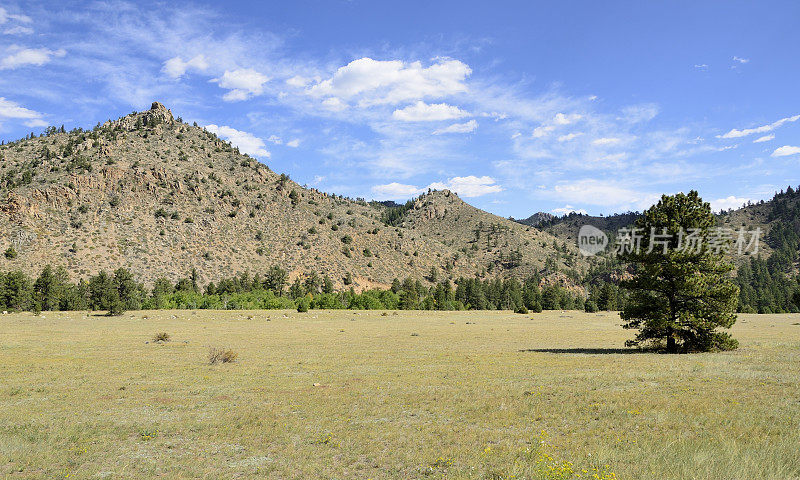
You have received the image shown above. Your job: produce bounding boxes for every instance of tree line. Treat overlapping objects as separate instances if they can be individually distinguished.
[0,265,588,315]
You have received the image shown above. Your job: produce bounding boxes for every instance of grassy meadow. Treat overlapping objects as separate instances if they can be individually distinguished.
[1,309,799,479]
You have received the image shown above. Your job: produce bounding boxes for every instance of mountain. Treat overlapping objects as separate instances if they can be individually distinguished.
[0,102,584,289]
[515,212,554,227]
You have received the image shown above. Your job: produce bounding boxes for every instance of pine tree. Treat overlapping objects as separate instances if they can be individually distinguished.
[620,191,739,352]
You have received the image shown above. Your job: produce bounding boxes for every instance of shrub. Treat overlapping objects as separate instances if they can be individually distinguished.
[208,347,238,364]
[514,305,528,314]
[152,332,171,343]
[341,235,353,244]
[297,298,310,312]
[584,300,598,313]
[4,246,17,259]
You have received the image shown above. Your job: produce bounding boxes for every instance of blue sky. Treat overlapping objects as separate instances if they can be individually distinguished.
[2,1,800,218]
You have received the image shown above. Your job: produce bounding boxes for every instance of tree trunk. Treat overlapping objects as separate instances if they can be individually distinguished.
[666,335,677,353]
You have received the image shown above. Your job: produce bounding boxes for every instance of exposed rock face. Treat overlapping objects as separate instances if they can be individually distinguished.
[0,103,584,289]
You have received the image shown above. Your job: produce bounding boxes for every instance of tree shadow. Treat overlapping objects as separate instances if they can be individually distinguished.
[519,347,656,354]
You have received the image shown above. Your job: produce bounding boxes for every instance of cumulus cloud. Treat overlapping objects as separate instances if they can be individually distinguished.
[753,134,774,143]
[392,101,468,122]
[428,175,502,197]
[162,54,208,78]
[733,56,749,64]
[372,175,502,200]
[433,119,477,135]
[309,57,471,107]
[552,205,588,215]
[371,182,424,199]
[0,46,65,70]
[771,145,800,157]
[0,97,47,128]
[553,112,582,125]
[711,196,752,212]
[285,139,300,147]
[212,68,269,101]
[204,124,270,157]
[719,114,800,139]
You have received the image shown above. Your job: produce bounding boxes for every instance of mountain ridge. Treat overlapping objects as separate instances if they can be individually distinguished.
[0,102,584,290]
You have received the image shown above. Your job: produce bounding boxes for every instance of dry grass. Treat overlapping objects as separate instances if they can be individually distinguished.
[0,310,798,479]
[207,346,238,365]
[152,332,171,343]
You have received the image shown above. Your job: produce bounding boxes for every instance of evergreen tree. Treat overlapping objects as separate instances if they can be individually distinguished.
[620,191,739,352]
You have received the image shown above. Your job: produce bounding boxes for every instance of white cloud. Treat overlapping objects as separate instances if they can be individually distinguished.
[204,124,270,157]
[592,137,621,146]
[620,103,658,123]
[552,179,657,210]
[733,56,749,64]
[553,112,582,125]
[428,175,502,197]
[771,145,800,157]
[392,101,468,122]
[162,54,208,78]
[309,57,471,107]
[532,125,555,138]
[286,75,312,87]
[3,25,33,35]
[0,46,66,70]
[371,182,424,199]
[719,114,800,139]
[711,196,751,212]
[0,7,32,25]
[372,175,503,199]
[0,97,47,128]
[286,139,300,147]
[753,134,774,143]
[557,132,582,142]
[694,64,708,70]
[212,68,269,101]
[433,119,477,135]
[321,97,346,111]
[552,205,588,215]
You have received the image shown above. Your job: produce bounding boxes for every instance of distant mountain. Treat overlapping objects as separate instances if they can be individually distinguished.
[0,102,585,289]
[515,212,554,227]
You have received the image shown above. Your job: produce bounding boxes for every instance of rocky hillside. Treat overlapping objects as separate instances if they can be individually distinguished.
[0,102,584,289]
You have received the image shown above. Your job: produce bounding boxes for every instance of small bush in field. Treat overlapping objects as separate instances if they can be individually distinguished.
[152,332,170,343]
[208,347,238,364]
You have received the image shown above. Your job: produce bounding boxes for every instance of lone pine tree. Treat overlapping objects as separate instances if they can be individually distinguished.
[620,191,739,352]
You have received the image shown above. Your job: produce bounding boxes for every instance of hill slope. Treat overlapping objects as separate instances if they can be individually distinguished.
[0,102,583,289]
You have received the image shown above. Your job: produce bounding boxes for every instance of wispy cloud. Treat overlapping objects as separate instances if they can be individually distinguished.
[433,119,477,134]
[0,97,47,128]
[0,46,65,70]
[719,114,800,139]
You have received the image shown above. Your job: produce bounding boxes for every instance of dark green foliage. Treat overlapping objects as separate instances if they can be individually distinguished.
[379,199,415,226]
[4,246,17,259]
[296,297,310,312]
[584,300,598,313]
[734,187,800,313]
[620,191,739,352]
